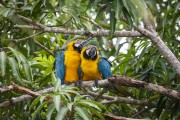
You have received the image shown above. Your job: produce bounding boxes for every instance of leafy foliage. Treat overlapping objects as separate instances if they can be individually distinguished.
[0,0,179,119]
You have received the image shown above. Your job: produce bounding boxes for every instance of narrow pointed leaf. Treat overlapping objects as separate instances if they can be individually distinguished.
[46,103,55,120]
[110,10,116,35]
[55,106,68,120]
[53,95,61,112]
[0,51,7,76]
[32,101,49,120]
[8,57,21,81]
[75,106,90,120]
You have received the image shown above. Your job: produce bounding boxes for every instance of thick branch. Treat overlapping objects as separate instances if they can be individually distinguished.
[137,27,180,76]
[108,76,180,99]
[14,25,142,37]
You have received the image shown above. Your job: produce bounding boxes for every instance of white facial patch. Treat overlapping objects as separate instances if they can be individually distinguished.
[74,43,80,48]
[86,49,90,55]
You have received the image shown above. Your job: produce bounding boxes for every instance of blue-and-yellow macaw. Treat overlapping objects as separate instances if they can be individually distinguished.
[80,45,111,81]
[55,40,87,84]
[80,44,132,96]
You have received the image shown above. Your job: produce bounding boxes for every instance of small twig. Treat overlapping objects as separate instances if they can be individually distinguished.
[85,91,151,106]
[35,41,54,56]
[131,107,148,118]
[11,31,44,43]
[94,89,107,101]
[47,17,73,27]
[79,16,103,29]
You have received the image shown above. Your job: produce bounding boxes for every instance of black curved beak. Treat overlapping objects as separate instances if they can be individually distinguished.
[88,46,97,59]
[77,40,88,53]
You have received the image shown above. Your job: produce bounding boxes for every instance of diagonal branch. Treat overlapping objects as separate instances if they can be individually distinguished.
[17,15,44,29]
[11,31,44,43]
[34,41,54,56]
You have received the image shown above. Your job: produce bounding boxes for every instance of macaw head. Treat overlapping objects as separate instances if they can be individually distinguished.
[82,45,98,60]
[67,39,88,53]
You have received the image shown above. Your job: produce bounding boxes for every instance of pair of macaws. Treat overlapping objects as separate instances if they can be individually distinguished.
[55,39,111,85]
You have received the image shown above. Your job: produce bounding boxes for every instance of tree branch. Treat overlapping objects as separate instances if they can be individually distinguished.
[11,31,43,43]
[34,41,54,56]
[17,15,44,29]
[11,82,40,97]
[79,16,103,29]
[84,91,153,106]
[0,87,53,108]
[14,25,142,37]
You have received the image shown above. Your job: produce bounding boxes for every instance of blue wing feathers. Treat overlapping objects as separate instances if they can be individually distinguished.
[98,57,111,79]
[55,51,65,84]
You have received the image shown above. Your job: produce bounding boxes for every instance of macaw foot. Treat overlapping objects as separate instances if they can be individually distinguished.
[74,81,78,86]
[66,81,71,85]
[73,80,82,88]
[79,79,82,87]
[95,79,99,88]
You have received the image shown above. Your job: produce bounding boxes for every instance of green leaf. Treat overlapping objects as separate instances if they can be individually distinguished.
[74,95,89,102]
[84,105,105,120]
[55,106,68,120]
[58,0,65,9]
[84,100,107,110]
[19,54,33,81]
[0,51,7,76]
[157,96,167,118]
[53,95,61,112]
[8,57,21,81]
[30,96,41,109]
[8,47,21,65]
[110,10,117,35]
[122,7,133,30]
[78,101,101,111]
[40,96,46,104]
[115,0,123,20]
[44,1,54,12]
[46,103,55,120]
[67,102,74,111]
[31,0,42,15]
[75,106,90,120]
[32,101,49,120]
